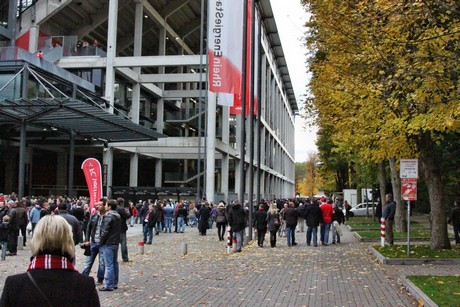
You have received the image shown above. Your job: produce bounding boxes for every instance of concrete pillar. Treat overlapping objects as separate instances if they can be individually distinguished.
[155,159,162,187]
[103,147,114,198]
[56,152,67,195]
[129,153,138,187]
[205,91,217,203]
[104,0,118,114]
[28,26,39,52]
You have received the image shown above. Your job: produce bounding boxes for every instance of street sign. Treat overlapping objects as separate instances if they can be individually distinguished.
[401,178,417,201]
[400,159,418,179]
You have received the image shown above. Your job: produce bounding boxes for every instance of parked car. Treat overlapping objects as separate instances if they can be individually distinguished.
[349,202,379,217]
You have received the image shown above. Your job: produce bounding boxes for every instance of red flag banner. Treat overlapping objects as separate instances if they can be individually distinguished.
[81,158,103,211]
[208,0,245,106]
[230,0,259,116]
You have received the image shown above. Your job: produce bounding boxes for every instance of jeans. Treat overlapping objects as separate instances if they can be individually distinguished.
[320,223,331,244]
[331,222,341,243]
[101,244,119,289]
[155,221,163,234]
[286,225,296,246]
[120,232,128,261]
[189,217,197,227]
[1,240,7,260]
[129,216,135,227]
[81,242,105,281]
[143,224,153,243]
[164,217,172,233]
[233,230,244,251]
[306,226,318,246]
[177,217,185,233]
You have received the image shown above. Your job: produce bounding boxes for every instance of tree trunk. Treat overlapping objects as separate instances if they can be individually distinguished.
[389,157,406,232]
[377,160,386,221]
[418,133,450,250]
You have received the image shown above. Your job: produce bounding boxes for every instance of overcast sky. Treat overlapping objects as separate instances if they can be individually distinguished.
[270,0,317,162]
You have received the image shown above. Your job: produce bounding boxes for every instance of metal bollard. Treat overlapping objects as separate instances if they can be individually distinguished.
[138,241,144,254]
[182,243,188,255]
[380,218,385,247]
[17,236,24,250]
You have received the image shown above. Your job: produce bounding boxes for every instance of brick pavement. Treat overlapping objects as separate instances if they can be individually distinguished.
[1,223,459,306]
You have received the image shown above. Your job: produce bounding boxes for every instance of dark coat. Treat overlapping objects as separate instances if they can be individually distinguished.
[57,211,82,245]
[116,205,130,233]
[332,207,345,224]
[143,209,157,228]
[0,222,9,241]
[85,213,101,243]
[228,204,246,232]
[100,210,121,245]
[0,269,100,307]
[448,206,460,225]
[305,204,323,227]
[253,210,268,231]
[284,207,298,227]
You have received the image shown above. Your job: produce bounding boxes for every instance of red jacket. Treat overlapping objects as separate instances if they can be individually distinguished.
[320,203,333,223]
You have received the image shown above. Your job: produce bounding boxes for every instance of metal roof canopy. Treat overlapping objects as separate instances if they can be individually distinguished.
[0,98,164,143]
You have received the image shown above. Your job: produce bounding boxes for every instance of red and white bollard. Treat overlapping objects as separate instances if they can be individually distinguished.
[380,217,385,247]
[226,226,231,254]
[138,241,145,254]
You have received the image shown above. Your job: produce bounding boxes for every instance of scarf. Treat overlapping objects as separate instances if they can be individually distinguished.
[27,254,76,271]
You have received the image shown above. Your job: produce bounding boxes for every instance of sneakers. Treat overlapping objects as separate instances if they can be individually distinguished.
[99,287,113,292]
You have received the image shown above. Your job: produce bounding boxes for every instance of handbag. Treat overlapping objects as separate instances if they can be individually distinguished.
[26,221,32,231]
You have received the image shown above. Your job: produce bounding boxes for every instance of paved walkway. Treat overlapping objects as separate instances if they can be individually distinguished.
[1,223,458,306]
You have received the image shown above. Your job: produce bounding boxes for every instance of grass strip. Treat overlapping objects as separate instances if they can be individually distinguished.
[374,244,460,258]
[407,275,460,306]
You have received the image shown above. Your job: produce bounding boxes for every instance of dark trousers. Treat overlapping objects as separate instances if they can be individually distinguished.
[120,232,128,261]
[216,222,227,240]
[453,223,459,244]
[19,224,27,245]
[385,219,394,244]
[8,229,19,253]
[269,230,277,247]
[199,219,208,235]
[257,229,266,246]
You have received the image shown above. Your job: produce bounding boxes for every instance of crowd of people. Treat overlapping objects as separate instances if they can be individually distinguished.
[1,190,458,305]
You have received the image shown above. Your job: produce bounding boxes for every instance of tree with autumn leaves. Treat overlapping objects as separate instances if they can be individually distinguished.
[303,0,459,249]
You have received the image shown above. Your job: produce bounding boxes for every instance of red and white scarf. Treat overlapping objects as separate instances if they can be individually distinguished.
[27,254,76,271]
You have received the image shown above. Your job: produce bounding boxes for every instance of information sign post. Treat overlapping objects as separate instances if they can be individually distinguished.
[400,159,418,256]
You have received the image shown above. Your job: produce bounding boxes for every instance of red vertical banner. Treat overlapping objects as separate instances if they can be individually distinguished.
[81,158,103,211]
[207,0,245,107]
[230,0,259,116]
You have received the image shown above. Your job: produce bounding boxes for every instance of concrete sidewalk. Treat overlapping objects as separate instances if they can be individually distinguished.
[1,223,458,306]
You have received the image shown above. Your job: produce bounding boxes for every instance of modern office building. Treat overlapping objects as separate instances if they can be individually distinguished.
[0,0,298,203]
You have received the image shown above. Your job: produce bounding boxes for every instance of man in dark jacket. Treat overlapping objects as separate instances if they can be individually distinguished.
[382,193,397,245]
[99,199,121,291]
[6,200,21,255]
[57,203,82,246]
[448,198,460,244]
[116,198,130,262]
[253,207,268,247]
[305,200,323,247]
[284,202,298,246]
[82,199,106,285]
[228,201,247,252]
[198,202,211,236]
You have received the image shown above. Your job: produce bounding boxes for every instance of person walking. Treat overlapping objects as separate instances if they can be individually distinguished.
[81,199,106,285]
[266,203,281,248]
[331,203,345,244]
[284,202,298,246]
[198,202,211,236]
[382,193,397,245]
[143,203,156,244]
[215,202,228,241]
[253,206,268,247]
[116,198,130,262]
[228,201,247,252]
[305,200,323,247]
[320,199,334,246]
[448,198,460,244]
[99,199,121,292]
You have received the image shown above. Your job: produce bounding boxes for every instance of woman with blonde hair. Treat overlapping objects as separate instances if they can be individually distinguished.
[0,215,100,306]
[266,203,281,248]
